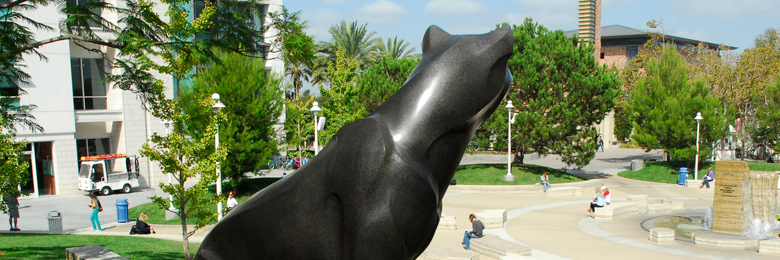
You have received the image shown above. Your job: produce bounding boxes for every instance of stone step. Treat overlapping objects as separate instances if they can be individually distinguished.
[418,245,479,260]
[66,245,128,260]
[470,235,531,259]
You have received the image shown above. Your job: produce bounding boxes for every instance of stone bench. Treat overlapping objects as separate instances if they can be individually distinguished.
[694,233,758,249]
[685,179,716,188]
[419,245,479,260]
[475,209,507,229]
[594,202,638,221]
[546,187,581,197]
[66,245,129,260]
[645,203,673,215]
[661,199,685,210]
[648,227,675,244]
[627,195,648,208]
[438,214,457,230]
[759,238,780,255]
[470,235,531,259]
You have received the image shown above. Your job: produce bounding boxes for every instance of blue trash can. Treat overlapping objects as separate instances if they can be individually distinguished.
[678,167,689,186]
[116,198,129,223]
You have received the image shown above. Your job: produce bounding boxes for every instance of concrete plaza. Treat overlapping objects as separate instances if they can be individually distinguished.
[4,148,779,260]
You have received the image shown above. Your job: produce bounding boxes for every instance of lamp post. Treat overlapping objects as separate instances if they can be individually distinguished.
[310,102,322,155]
[212,93,225,221]
[162,120,175,211]
[504,100,515,181]
[694,112,703,181]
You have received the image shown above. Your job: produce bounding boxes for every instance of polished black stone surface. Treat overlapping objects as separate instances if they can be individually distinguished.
[196,25,514,260]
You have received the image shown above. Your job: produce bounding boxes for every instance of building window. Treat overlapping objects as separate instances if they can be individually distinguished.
[0,78,20,107]
[626,45,639,63]
[76,138,110,166]
[71,58,107,110]
[600,52,605,59]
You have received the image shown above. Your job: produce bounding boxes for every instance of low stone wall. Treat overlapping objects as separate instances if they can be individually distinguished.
[66,245,129,260]
[470,235,531,259]
[475,209,507,229]
[418,245,479,260]
[649,227,674,244]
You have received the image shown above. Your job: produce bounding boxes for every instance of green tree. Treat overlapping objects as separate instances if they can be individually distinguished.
[629,46,727,164]
[320,20,379,68]
[140,96,225,260]
[269,7,315,99]
[181,50,284,181]
[354,57,418,114]
[750,76,780,157]
[283,94,315,162]
[376,36,416,60]
[318,50,364,145]
[507,19,621,168]
[0,119,30,211]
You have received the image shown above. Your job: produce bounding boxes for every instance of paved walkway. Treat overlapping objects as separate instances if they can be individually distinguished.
[4,148,779,260]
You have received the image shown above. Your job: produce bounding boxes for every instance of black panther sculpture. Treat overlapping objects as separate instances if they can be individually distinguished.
[196,25,514,260]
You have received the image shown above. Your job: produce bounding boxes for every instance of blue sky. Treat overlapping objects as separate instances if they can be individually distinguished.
[284,0,779,54]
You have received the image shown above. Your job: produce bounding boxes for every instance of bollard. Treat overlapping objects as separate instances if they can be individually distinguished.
[48,211,62,232]
[116,198,129,223]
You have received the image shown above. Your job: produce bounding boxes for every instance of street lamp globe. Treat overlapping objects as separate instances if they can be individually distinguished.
[310,102,322,155]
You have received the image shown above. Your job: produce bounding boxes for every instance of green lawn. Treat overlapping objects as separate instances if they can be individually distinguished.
[0,234,198,260]
[130,177,281,225]
[618,161,780,184]
[454,164,586,185]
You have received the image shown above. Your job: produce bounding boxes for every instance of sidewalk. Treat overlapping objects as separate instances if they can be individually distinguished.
[5,148,775,260]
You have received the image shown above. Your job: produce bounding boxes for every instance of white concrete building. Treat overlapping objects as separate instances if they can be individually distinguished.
[12,0,284,196]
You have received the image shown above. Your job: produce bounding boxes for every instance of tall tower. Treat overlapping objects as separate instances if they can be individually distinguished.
[578,0,601,57]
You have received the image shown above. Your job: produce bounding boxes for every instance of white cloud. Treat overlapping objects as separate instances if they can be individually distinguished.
[425,0,485,16]
[355,0,409,24]
[303,8,342,42]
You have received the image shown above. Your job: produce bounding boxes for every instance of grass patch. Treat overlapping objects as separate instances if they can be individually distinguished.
[618,161,780,184]
[454,164,586,185]
[130,177,281,225]
[0,234,197,259]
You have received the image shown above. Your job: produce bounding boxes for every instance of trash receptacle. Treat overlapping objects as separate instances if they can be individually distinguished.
[678,167,689,186]
[116,198,129,223]
[48,211,62,232]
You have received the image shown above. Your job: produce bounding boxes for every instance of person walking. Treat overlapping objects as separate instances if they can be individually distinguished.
[598,137,604,152]
[88,191,102,231]
[4,193,20,231]
[540,172,550,192]
[462,214,484,250]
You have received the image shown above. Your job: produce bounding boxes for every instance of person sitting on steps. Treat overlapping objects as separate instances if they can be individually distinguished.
[462,214,484,250]
[130,212,155,235]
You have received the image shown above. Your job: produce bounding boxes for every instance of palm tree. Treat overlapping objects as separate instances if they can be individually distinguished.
[377,36,416,60]
[320,20,379,68]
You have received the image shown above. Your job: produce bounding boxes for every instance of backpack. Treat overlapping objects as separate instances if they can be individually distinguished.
[97,199,103,212]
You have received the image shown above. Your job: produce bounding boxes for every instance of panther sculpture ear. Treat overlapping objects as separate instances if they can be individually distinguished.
[422,25,453,54]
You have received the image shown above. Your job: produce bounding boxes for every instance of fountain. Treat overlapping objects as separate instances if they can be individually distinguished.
[642,161,780,251]
[709,161,778,238]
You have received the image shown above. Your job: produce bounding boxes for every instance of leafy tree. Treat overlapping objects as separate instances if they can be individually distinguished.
[269,7,315,99]
[181,50,284,181]
[319,20,379,69]
[283,94,315,162]
[629,46,727,164]
[0,119,30,212]
[750,76,780,157]
[140,96,225,260]
[354,57,418,114]
[376,36,416,60]
[318,50,364,145]
[506,19,620,168]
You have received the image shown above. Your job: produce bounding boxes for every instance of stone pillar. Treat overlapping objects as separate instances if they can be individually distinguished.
[712,161,779,236]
